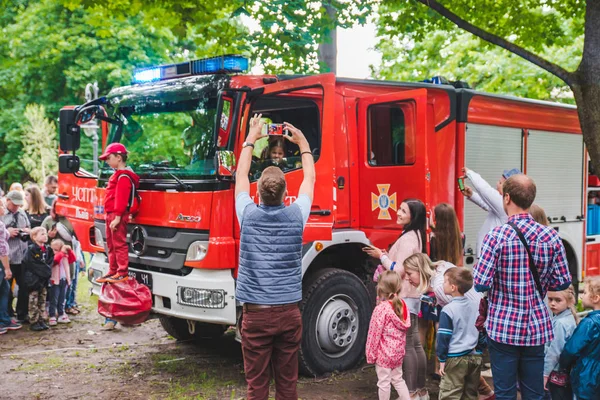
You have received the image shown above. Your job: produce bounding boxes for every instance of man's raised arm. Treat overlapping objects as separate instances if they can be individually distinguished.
[235,114,265,198]
[284,122,315,202]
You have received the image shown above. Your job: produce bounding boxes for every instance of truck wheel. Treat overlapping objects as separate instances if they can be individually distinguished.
[299,268,372,376]
[159,315,225,340]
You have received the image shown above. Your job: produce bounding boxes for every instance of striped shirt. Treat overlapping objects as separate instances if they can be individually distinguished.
[474,213,571,346]
[0,221,9,257]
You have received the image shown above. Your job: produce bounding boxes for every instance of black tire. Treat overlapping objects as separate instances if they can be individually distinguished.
[159,315,225,340]
[299,268,372,376]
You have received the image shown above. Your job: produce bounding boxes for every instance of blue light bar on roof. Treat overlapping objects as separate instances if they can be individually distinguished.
[132,55,249,84]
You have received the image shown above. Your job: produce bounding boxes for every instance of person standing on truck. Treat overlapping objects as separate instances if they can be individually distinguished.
[461,167,520,257]
[235,114,315,400]
[96,143,140,284]
[474,174,571,400]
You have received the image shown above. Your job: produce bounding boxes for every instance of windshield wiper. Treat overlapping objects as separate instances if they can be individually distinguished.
[142,164,192,191]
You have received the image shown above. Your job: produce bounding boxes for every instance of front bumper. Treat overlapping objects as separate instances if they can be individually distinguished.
[89,255,237,325]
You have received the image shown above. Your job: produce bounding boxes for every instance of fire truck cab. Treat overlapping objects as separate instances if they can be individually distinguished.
[57,55,590,376]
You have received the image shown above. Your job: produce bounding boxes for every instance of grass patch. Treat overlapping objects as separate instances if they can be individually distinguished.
[16,355,64,372]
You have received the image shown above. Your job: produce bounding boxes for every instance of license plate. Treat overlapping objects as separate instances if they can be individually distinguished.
[129,270,153,291]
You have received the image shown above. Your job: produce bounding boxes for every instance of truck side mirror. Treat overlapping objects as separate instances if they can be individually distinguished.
[59,154,81,173]
[59,109,81,151]
[216,150,236,181]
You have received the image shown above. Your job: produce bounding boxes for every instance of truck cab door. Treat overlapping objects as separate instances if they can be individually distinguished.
[57,107,103,252]
[357,89,430,237]
[237,74,336,241]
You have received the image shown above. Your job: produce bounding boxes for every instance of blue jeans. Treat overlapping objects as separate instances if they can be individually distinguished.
[488,338,545,400]
[0,269,12,326]
[65,262,78,309]
[49,279,68,317]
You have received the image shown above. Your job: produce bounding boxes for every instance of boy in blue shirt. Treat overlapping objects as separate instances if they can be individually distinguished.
[437,268,484,400]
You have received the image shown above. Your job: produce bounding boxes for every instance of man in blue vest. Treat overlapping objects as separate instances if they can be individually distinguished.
[235,113,315,400]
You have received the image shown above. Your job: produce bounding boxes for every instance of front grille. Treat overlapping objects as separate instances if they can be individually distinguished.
[129,262,193,276]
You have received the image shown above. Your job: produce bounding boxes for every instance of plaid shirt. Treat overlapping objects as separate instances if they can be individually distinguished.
[474,213,571,346]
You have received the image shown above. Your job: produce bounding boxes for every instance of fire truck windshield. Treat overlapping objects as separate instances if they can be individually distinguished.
[100,76,230,184]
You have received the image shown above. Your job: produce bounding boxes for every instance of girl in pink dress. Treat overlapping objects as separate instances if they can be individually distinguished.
[366,270,411,400]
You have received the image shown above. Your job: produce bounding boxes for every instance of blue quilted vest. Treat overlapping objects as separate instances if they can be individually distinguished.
[236,203,304,305]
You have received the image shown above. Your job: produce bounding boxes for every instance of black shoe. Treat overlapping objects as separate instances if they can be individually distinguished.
[30,322,45,332]
[39,321,50,330]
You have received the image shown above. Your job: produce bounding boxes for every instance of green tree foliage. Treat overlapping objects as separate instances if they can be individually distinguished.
[373,27,582,104]
[0,0,247,186]
[21,104,58,185]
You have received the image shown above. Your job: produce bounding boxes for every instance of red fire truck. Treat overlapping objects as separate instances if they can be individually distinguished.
[57,55,594,375]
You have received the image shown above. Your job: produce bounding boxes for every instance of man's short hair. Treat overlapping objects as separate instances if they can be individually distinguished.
[502,174,536,210]
[45,175,58,185]
[258,167,286,206]
[444,267,473,295]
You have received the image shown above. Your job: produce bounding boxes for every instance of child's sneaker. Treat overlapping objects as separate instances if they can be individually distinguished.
[0,327,6,335]
[106,274,129,283]
[40,321,50,330]
[4,321,22,331]
[58,315,71,324]
[30,322,45,332]
[49,317,57,326]
[102,320,117,331]
[96,273,113,283]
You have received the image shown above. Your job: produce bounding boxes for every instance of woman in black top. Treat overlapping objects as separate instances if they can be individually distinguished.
[25,186,49,228]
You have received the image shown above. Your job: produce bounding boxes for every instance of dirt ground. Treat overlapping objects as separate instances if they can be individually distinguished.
[0,278,491,400]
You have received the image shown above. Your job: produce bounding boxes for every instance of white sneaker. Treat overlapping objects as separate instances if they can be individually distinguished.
[58,314,71,324]
[49,317,57,326]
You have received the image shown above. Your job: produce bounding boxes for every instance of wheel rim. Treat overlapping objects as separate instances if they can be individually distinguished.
[315,294,359,358]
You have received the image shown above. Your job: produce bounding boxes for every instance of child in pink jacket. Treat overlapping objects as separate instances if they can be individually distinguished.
[366,270,412,400]
[49,239,75,326]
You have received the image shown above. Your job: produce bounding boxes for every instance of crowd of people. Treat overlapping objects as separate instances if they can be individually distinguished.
[0,176,86,334]
[363,170,600,400]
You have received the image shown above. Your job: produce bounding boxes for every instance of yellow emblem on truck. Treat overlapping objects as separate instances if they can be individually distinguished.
[371,184,397,220]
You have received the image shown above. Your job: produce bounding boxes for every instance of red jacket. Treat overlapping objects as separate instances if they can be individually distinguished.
[104,168,140,215]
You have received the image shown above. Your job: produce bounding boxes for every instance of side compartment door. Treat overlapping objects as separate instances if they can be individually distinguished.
[357,89,430,239]
[463,124,523,263]
[238,74,335,241]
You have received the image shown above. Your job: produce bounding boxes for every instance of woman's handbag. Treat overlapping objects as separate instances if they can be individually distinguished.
[548,370,569,387]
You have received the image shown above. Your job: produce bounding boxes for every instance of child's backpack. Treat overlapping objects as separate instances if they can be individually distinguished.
[118,174,141,216]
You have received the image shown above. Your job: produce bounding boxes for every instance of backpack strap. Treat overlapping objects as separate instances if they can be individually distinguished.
[507,221,543,296]
[117,174,136,212]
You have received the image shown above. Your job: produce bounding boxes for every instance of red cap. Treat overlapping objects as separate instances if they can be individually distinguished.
[99,143,128,160]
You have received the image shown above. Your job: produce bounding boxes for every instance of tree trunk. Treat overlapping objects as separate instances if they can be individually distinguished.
[318,3,337,74]
[573,0,600,176]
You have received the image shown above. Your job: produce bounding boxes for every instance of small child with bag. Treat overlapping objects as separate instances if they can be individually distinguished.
[365,270,411,400]
[48,239,75,326]
[543,285,578,399]
[22,227,53,331]
[559,277,600,400]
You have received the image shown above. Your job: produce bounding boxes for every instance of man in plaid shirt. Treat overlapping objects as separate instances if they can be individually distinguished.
[474,174,571,400]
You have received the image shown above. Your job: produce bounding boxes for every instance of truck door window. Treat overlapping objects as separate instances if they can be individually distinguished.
[247,92,322,181]
[368,101,416,166]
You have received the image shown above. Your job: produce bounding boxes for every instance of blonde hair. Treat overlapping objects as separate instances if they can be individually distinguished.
[403,253,443,293]
[586,277,600,298]
[377,270,404,320]
[552,285,579,324]
[30,226,47,240]
[50,238,64,250]
[530,204,549,226]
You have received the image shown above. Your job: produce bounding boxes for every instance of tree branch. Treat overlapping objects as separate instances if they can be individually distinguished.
[416,0,575,86]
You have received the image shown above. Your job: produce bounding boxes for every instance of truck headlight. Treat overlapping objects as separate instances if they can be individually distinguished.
[186,241,208,261]
[177,287,225,309]
[94,227,105,248]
